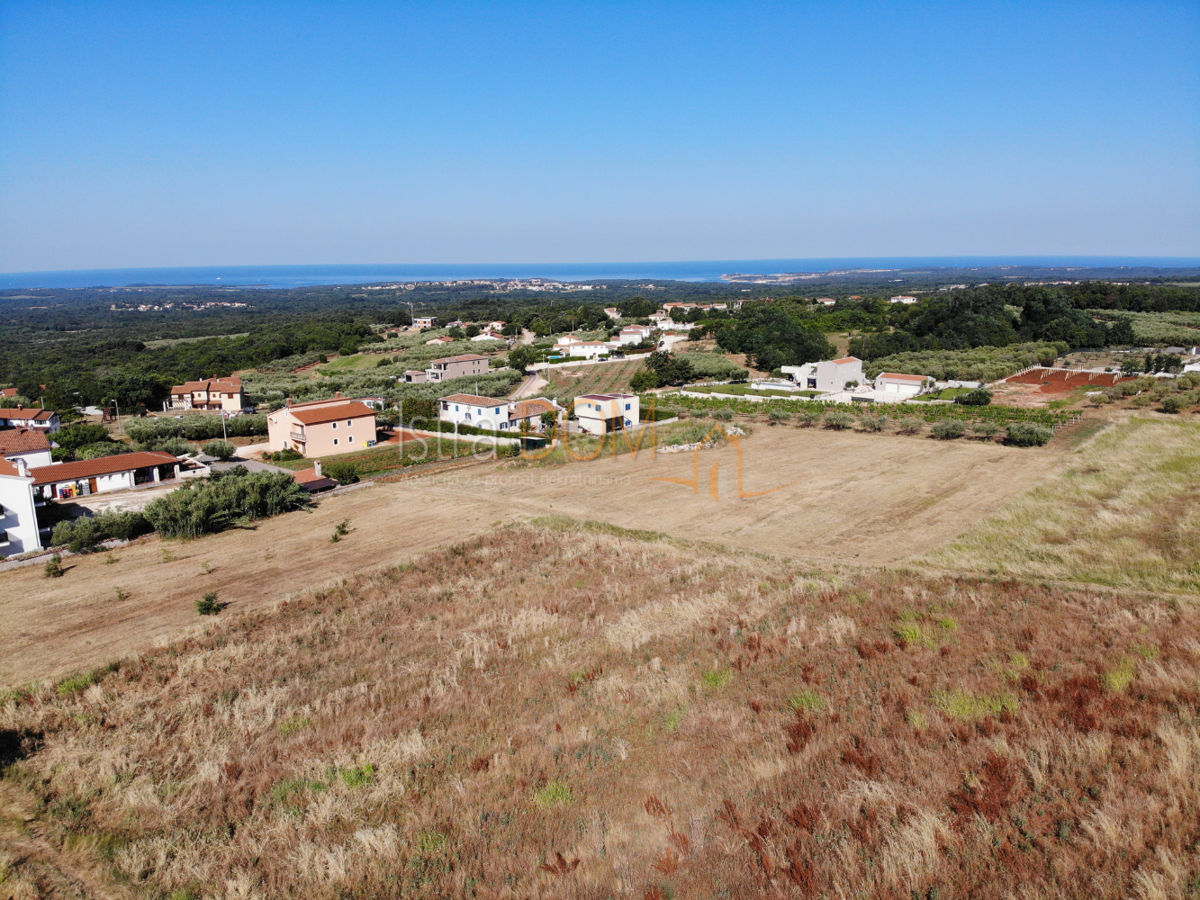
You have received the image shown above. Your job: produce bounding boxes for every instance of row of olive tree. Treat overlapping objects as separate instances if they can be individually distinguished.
[143,468,311,539]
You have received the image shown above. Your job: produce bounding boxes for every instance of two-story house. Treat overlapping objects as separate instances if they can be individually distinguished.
[0,408,61,434]
[574,393,640,435]
[438,394,511,430]
[169,376,247,412]
[267,396,378,457]
[425,354,490,383]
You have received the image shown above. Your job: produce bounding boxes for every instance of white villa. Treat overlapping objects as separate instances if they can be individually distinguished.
[0,456,42,555]
[781,357,865,392]
[573,393,639,435]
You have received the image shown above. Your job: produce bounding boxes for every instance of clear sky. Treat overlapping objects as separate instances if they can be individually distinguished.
[1,0,1197,272]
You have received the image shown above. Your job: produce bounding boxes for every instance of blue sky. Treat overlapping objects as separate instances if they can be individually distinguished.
[1,0,1197,271]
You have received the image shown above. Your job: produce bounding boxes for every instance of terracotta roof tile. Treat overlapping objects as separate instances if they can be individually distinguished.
[30,451,178,485]
[289,401,376,426]
[0,428,52,454]
[440,394,506,407]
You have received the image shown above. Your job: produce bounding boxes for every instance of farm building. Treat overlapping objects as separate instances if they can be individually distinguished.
[874,372,928,395]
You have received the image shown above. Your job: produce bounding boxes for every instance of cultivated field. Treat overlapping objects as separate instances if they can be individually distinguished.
[2,522,1197,899]
[0,428,1054,685]
[543,359,645,404]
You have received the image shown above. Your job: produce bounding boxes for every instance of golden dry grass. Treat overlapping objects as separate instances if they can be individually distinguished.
[923,418,1200,592]
[2,521,1199,899]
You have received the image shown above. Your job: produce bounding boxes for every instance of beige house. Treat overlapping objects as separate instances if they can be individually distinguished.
[169,376,247,412]
[267,397,378,458]
[426,354,489,383]
[574,393,639,435]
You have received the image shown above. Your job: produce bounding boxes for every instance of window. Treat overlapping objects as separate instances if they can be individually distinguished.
[332,422,338,429]
[347,420,353,426]
[333,438,339,446]
[625,403,631,410]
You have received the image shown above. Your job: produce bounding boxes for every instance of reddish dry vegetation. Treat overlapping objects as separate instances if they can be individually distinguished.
[1004,366,1133,393]
[1,522,1199,899]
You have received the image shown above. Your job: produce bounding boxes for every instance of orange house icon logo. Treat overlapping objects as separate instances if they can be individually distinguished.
[650,425,796,502]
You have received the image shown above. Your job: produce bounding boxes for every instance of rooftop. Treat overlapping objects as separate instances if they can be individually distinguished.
[0,428,52,454]
[289,401,377,426]
[430,354,489,365]
[440,393,507,407]
[578,392,635,401]
[878,372,925,382]
[30,451,179,485]
[0,408,57,421]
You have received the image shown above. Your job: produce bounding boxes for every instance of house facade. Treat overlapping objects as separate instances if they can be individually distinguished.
[267,397,378,458]
[413,316,438,329]
[875,372,927,395]
[0,456,42,555]
[781,357,864,392]
[0,408,61,433]
[508,398,558,432]
[569,341,612,359]
[30,451,181,500]
[426,354,489,383]
[889,296,919,304]
[169,376,247,412]
[615,325,653,346]
[438,394,510,430]
[0,429,53,468]
[574,393,639,435]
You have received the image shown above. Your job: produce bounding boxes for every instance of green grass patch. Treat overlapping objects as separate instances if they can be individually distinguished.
[533,780,574,807]
[1102,657,1137,692]
[278,715,311,738]
[701,668,733,689]
[787,689,826,712]
[933,690,1019,721]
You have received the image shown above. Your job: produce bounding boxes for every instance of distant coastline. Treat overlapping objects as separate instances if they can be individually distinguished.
[3,257,1200,290]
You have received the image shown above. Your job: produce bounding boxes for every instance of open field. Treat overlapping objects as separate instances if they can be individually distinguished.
[1,428,1054,686]
[2,522,1198,899]
[924,417,1200,592]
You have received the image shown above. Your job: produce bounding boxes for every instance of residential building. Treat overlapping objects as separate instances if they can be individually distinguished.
[507,398,559,432]
[438,394,510,430]
[413,316,438,329]
[0,429,53,468]
[31,451,180,500]
[486,321,506,331]
[266,397,378,457]
[169,376,247,412]
[0,408,61,433]
[781,357,865,392]
[0,387,18,399]
[569,341,612,359]
[889,295,918,304]
[0,456,42,555]
[403,370,428,384]
[875,372,927,395]
[425,335,455,346]
[554,335,585,350]
[471,330,505,342]
[426,353,490,382]
[603,307,622,319]
[358,396,387,411]
[574,393,639,435]
[615,325,654,346]
[815,298,836,306]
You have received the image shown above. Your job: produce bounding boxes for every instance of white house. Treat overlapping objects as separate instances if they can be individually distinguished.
[569,341,612,359]
[413,316,438,328]
[815,298,836,306]
[890,296,918,304]
[438,394,512,430]
[0,429,53,469]
[875,372,927,395]
[0,456,42,556]
[614,325,653,346]
[781,357,865,392]
[470,330,505,342]
[574,393,639,435]
[0,408,61,434]
[30,451,181,501]
[554,335,585,351]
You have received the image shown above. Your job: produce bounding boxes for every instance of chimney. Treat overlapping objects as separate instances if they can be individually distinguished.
[314,460,322,478]
[15,457,29,477]
[335,391,343,399]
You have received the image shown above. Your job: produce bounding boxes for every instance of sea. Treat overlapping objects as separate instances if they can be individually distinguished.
[3,257,1199,290]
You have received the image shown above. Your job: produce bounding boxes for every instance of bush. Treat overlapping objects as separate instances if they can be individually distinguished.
[1161,395,1186,414]
[196,591,221,616]
[897,417,924,435]
[53,423,112,451]
[823,410,853,430]
[931,419,967,440]
[44,555,64,578]
[265,448,303,462]
[323,460,360,484]
[954,388,994,407]
[51,511,152,552]
[798,408,825,427]
[1004,423,1054,447]
[767,409,791,423]
[970,421,1001,440]
[711,408,735,422]
[858,414,888,432]
[203,439,236,460]
[144,468,311,539]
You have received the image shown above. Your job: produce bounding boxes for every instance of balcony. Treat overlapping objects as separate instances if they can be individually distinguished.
[290,431,306,443]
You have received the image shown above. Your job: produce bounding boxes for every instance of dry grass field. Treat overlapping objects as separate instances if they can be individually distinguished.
[2,521,1198,899]
[924,418,1200,593]
[0,428,1052,685]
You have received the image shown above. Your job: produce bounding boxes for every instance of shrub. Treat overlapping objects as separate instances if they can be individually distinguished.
[1005,423,1054,447]
[954,388,994,406]
[970,421,1001,440]
[203,439,236,460]
[196,591,221,615]
[711,408,735,422]
[1161,395,1186,414]
[823,410,853,430]
[44,555,64,578]
[266,448,303,462]
[798,408,825,427]
[896,417,924,435]
[931,419,967,440]
[767,409,791,423]
[787,689,826,712]
[323,461,360,484]
[145,468,311,539]
[858,414,888,432]
[51,511,152,552]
